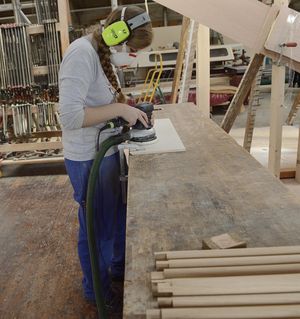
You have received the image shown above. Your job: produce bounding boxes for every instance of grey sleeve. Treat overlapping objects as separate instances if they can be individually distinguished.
[58,45,96,130]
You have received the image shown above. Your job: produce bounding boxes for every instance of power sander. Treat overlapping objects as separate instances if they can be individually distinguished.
[130,102,157,143]
[108,102,157,143]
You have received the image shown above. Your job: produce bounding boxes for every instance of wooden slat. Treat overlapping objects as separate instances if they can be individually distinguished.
[147,305,300,319]
[157,263,300,278]
[286,92,300,125]
[0,157,63,166]
[296,127,300,182]
[221,53,265,133]
[155,274,300,296]
[154,246,300,261]
[156,254,300,270]
[57,0,70,55]
[268,63,285,178]
[0,141,62,153]
[29,131,62,138]
[157,293,300,308]
[170,17,190,104]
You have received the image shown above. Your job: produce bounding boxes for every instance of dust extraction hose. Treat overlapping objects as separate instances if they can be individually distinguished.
[86,133,130,319]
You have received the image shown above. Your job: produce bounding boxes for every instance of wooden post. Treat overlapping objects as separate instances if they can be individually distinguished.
[268,65,285,178]
[58,0,70,56]
[66,0,72,26]
[296,127,300,182]
[196,24,210,118]
[286,92,300,125]
[268,0,288,178]
[221,54,265,133]
[170,17,190,104]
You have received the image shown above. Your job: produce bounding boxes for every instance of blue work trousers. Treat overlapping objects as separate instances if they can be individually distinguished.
[65,152,126,302]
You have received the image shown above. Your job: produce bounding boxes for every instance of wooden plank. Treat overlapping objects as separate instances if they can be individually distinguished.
[286,92,300,125]
[147,305,300,319]
[202,232,247,249]
[124,103,300,319]
[156,255,300,270]
[155,274,300,296]
[243,67,263,152]
[27,24,44,35]
[296,127,300,182]
[152,0,276,53]
[157,293,300,308]
[0,157,63,166]
[221,53,265,133]
[130,119,185,155]
[57,0,70,55]
[196,24,210,117]
[280,168,296,179]
[160,263,300,278]
[0,141,62,153]
[33,66,48,76]
[170,17,190,104]
[268,64,285,178]
[268,0,287,182]
[154,246,300,261]
[29,131,62,138]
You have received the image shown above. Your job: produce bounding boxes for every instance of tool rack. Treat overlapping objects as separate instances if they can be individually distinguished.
[0,0,70,175]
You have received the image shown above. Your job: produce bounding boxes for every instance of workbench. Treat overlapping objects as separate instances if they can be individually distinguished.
[124,102,300,319]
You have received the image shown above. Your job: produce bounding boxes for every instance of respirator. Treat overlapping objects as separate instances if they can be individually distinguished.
[110,44,137,68]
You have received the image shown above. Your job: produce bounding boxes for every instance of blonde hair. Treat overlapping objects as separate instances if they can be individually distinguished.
[93,6,153,103]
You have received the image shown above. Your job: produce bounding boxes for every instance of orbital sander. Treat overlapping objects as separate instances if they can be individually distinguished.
[130,102,157,143]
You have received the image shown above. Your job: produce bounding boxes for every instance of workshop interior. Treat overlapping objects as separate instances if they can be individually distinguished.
[1,0,300,319]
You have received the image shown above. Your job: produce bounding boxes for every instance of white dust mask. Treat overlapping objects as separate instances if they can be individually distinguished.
[110,44,137,68]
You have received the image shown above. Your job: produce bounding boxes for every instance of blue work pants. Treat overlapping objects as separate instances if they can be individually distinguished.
[64,152,126,302]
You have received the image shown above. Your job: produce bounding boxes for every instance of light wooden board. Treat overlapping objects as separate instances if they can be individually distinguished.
[153,0,277,52]
[130,118,186,155]
[265,6,300,63]
[155,245,300,260]
[155,274,300,296]
[157,263,300,278]
[0,141,62,153]
[156,254,300,270]
[157,293,300,308]
[147,305,300,319]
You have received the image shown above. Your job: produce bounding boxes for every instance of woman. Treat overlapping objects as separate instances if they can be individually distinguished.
[58,6,153,307]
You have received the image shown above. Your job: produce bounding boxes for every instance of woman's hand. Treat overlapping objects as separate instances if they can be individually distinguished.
[119,104,149,128]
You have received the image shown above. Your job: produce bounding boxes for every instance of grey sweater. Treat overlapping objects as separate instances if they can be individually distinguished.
[59,36,120,161]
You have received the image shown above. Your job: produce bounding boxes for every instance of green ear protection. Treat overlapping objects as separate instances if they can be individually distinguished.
[102,7,151,47]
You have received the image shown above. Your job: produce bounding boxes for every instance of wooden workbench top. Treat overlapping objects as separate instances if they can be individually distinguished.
[124,102,300,319]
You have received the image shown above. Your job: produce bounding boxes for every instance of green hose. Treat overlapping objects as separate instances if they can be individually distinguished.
[86,134,130,319]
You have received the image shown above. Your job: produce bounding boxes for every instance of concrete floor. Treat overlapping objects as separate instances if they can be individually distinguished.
[212,90,300,196]
[212,90,300,128]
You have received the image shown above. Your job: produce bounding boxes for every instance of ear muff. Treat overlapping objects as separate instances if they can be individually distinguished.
[102,7,151,47]
[102,20,130,47]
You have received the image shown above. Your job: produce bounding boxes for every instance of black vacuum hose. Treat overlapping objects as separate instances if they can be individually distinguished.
[86,133,130,319]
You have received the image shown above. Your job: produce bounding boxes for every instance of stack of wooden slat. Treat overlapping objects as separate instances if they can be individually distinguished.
[147,246,300,319]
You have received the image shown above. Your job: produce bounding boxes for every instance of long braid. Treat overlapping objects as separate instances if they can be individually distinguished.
[93,30,126,103]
